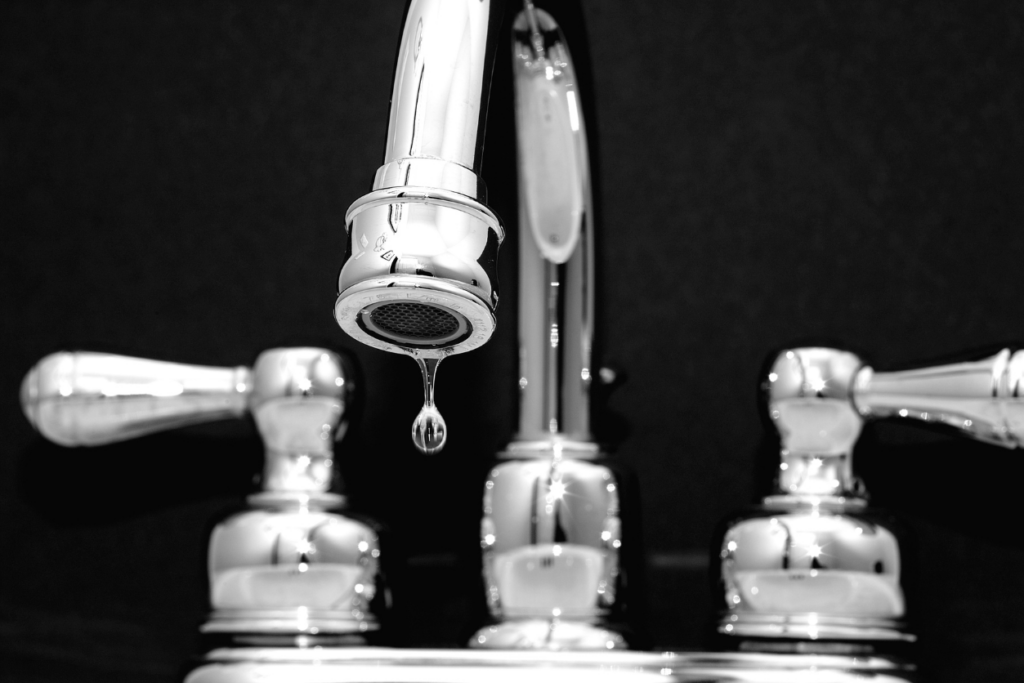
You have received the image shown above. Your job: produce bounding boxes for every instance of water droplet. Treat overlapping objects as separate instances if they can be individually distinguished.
[411,355,447,454]
[412,404,446,454]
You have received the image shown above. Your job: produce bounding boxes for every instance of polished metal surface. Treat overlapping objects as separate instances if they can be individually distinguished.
[203,349,383,638]
[246,348,353,495]
[204,501,382,638]
[470,5,629,651]
[714,348,914,647]
[857,347,1024,448]
[335,0,506,357]
[21,347,384,639]
[766,346,1024,484]
[185,647,916,683]
[717,343,1024,649]
[21,351,251,447]
[716,498,910,646]
[764,348,866,497]
[476,455,625,649]
[509,2,596,450]
[21,348,355,495]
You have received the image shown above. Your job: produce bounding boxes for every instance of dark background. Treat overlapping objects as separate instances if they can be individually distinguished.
[2,1,1023,681]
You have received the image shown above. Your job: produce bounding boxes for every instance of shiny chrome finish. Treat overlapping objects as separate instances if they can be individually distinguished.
[21,347,385,640]
[714,348,913,649]
[205,500,381,639]
[717,499,909,647]
[204,348,382,639]
[509,1,596,453]
[856,347,1024,448]
[471,7,627,651]
[184,647,917,683]
[475,455,626,649]
[21,352,250,447]
[765,348,866,497]
[764,346,1024,499]
[335,0,506,357]
[717,344,1024,650]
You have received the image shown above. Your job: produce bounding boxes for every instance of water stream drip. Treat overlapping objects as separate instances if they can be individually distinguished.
[411,355,447,454]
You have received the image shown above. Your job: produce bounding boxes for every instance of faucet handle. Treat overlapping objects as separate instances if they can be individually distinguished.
[765,348,867,496]
[21,351,252,447]
[728,343,1024,649]
[713,347,912,649]
[766,348,866,456]
[767,346,1024,451]
[856,347,1024,448]
[765,346,1024,496]
[21,349,382,641]
[21,348,354,493]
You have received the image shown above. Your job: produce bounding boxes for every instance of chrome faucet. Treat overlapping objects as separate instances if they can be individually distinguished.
[714,348,912,654]
[471,5,633,651]
[334,0,506,357]
[21,348,386,644]
[334,0,512,455]
[714,345,1024,654]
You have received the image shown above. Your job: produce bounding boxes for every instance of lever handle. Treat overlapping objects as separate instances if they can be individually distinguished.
[21,352,251,447]
[857,348,1024,448]
[768,347,1024,453]
[21,348,354,494]
[766,346,1024,496]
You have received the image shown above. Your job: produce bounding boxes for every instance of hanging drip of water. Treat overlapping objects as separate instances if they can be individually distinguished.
[411,355,447,454]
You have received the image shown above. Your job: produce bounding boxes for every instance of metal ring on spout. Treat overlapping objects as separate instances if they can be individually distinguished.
[336,187,503,356]
[333,0,507,357]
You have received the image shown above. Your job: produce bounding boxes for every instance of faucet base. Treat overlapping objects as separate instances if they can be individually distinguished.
[501,439,601,459]
[201,609,379,638]
[203,495,384,639]
[185,646,917,682]
[715,613,914,650]
[470,620,628,651]
[714,496,915,654]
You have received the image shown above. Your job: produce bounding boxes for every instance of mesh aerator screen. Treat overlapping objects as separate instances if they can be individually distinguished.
[368,302,461,341]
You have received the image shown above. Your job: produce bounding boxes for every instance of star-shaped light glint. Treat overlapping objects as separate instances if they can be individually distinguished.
[294,538,315,556]
[547,480,568,503]
[805,366,827,394]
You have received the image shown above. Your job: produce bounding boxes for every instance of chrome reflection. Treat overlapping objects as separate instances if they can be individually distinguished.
[335,0,506,358]
[21,351,251,446]
[469,3,632,651]
[184,647,917,683]
[477,455,627,649]
[714,348,914,649]
[717,499,908,646]
[716,343,1024,650]
[21,347,387,640]
[856,347,1024,448]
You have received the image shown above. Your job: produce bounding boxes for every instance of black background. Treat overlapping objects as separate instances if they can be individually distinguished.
[2,1,1023,681]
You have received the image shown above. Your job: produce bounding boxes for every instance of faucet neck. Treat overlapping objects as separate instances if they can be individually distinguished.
[509,6,596,450]
[377,0,507,198]
[775,451,860,498]
[766,348,868,498]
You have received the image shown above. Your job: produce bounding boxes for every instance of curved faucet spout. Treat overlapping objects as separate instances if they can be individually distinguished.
[381,0,504,188]
[336,0,507,359]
